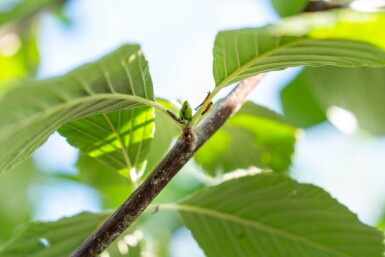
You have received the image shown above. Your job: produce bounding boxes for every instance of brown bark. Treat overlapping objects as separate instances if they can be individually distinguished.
[70,74,265,257]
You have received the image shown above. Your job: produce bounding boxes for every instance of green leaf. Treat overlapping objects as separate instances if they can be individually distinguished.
[67,103,180,208]
[0,25,41,98]
[177,173,384,257]
[0,212,109,257]
[0,159,39,244]
[303,67,385,135]
[282,66,385,135]
[270,0,308,17]
[0,0,62,26]
[195,102,297,175]
[377,213,385,232]
[144,106,180,174]
[280,69,327,128]
[213,10,385,88]
[0,44,156,173]
[59,106,155,178]
[0,211,144,257]
[75,154,135,209]
[103,229,144,257]
[0,30,40,84]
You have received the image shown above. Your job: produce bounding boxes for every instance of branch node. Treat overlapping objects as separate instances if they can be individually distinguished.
[182,126,195,144]
[70,75,265,257]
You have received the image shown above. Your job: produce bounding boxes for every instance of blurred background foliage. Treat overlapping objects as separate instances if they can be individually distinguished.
[1,0,385,256]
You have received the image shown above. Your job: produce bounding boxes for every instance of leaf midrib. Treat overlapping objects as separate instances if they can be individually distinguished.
[162,204,351,257]
[216,37,304,88]
[216,37,382,89]
[0,93,157,134]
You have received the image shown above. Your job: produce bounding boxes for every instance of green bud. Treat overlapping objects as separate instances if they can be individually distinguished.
[179,100,193,121]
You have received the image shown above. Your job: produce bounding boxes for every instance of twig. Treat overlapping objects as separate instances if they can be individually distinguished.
[70,74,265,257]
[303,0,346,12]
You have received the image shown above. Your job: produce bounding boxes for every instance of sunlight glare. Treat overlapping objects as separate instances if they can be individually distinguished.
[0,32,21,56]
[327,106,358,135]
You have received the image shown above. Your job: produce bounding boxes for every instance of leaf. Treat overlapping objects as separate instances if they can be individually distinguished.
[270,0,308,17]
[0,212,144,257]
[75,154,135,209]
[213,10,385,88]
[66,100,179,191]
[103,229,144,257]
[195,102,297,175]
[0,212,109,257]
[377,214,385,232]
[0,30,40,84]
[144,99,180,174]
[59,106,155,178]
[280,69,327,128]
[0,159,39,244]
[0,44,155,173]
[0,0,61,26]
[0,23,41,98]
[177,173,384,257]
[282,66,385,135]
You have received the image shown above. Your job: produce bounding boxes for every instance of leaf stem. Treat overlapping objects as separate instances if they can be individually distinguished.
[190,86,221,127]
[69,74,265,257]
[135,98,184,129]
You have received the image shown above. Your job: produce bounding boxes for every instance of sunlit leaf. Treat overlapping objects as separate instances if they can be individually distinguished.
[144,99,180,174]
[0,31,40,83]
[178,173,384,257]
[213,10,385,89]
[376,211,385,232]
[0,44,156,173]
[0,26,41,99]
[63,101,179,190]
[59,107,155,178]
[195,102,297,175]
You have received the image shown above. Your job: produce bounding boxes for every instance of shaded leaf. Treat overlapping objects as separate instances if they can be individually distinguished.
[195,102,297,175]
[282,66,385,135]
[0,211,144,257]
[0,159,38,244]
[76,154,134,209]
[178,173,384,257]
[280,69,327,128]
[104,228,144,257]
[139,208,184,257]
[0,44,155,173]
[0,0,64,26]
[270,0,308,17]
[213,10,385,88]
[0,212,109,257]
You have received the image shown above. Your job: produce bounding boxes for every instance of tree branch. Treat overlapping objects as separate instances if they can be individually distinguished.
[70,74,265,257]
